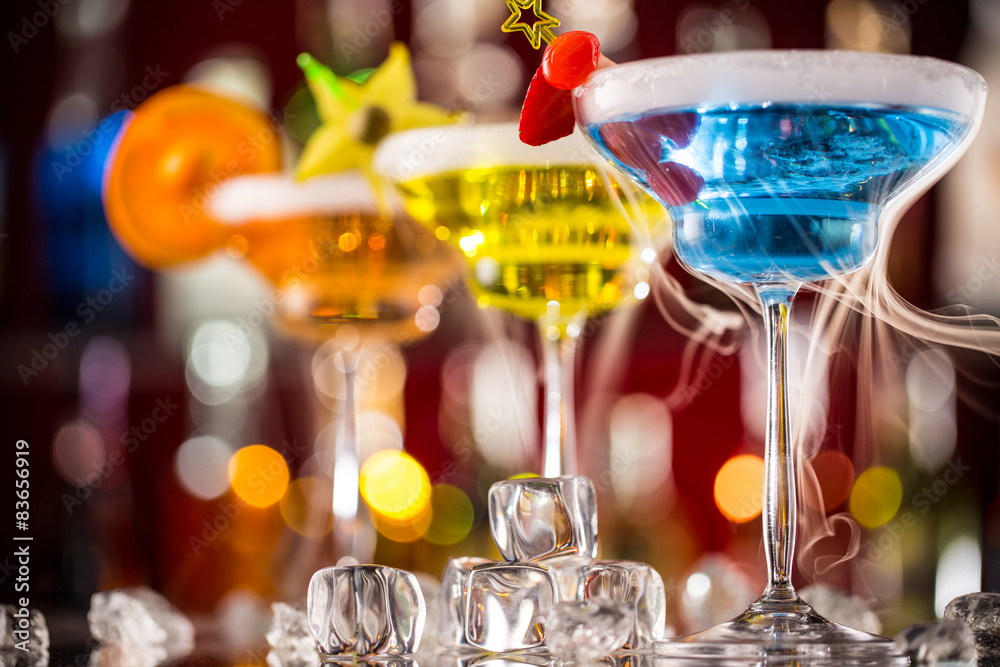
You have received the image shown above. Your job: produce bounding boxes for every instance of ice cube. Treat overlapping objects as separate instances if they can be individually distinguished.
[546,556,592,603]
[945,592,1000,659]
[307,565,425,656]
[894,619,976,664]
[0,605,49,656]
[124,587,194,652]
[572,560,666,650]
[465,562,556,652]
[489,476,597,563]
[88,587,194,658]
[89,591,166,647]
[543,600,632,661]
[413,571,441,647]
[799,584,882,635]
[437,557,494,650]
[266,602,319,665]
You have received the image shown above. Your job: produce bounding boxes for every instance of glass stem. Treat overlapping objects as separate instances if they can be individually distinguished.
[759,285,800,601]
[541,330,577,478]
[331,348,364,561]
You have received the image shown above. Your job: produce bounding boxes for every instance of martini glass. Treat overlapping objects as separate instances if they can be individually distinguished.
[374,122,662,477]
[211,170,458,561]
[575,51,986,658]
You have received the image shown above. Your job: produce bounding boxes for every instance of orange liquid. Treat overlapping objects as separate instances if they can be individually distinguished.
[233,213,456,342]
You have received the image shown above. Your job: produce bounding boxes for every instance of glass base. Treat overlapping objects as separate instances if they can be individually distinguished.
[655,595,907,665]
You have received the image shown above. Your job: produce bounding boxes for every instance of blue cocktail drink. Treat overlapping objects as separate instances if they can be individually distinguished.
[575,51,986,659]
[592,103,964,284]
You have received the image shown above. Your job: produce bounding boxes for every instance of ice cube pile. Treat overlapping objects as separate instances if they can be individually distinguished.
[438,475,666,653]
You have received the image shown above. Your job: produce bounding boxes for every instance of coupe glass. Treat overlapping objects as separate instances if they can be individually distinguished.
[574,50,986,658]
[374,123,662,477]
[220,171,457,562]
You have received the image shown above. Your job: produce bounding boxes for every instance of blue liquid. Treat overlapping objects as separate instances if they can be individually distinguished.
[590,104,964,284]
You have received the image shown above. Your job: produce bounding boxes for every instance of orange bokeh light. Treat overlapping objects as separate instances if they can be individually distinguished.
[714,454,765,523]
[338,231,359,252]
[228,445,290,508]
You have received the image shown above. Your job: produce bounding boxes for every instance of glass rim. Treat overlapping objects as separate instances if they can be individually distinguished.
[207,170,385,225]
[373,121,604,183]
[575,49,987,122]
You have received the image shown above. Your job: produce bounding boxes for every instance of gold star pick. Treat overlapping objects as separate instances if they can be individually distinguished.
[501,0,560,50]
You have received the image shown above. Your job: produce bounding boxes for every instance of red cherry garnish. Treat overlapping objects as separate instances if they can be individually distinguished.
[542,31,601,91]
[519,63,576,146]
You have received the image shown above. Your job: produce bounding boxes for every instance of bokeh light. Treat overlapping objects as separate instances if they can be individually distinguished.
[312,338,407,405]
[558,0,637,53]
[184,55,272,110]
[907,349,957,472]
[609,393,672,508]
[186,319,269,405]
[175,435,234,500]
[906,349,955,411]
[314,410,404,477]
[360,451,431,522]
[79,336,131,426]
[850,466,903,529]
[806,450,855,511]
[935,535,981,616]
[470,342,536,469]
[188,320,253,387]
[373,503,432,543]
[279,476,334,538]
[228,444,289,508]
[714,454,765,523]
[454,44,524,110]
[415,305,441,332]
[52,422,106,487]
[418,284,443,307]
[423,484,474,545]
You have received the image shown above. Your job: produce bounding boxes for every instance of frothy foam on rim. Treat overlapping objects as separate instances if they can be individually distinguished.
[373,122,604,182]
[575,50,985,127]
[207,171,383,225]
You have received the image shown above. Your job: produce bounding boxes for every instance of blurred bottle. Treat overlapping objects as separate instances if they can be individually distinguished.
[937,0,1000,314]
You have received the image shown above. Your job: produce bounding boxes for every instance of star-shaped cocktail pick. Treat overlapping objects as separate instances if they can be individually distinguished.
[501,0,560,50]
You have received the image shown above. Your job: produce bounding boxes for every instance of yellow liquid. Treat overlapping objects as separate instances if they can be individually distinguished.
[233,213,457,343]
[396,165,658,325]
